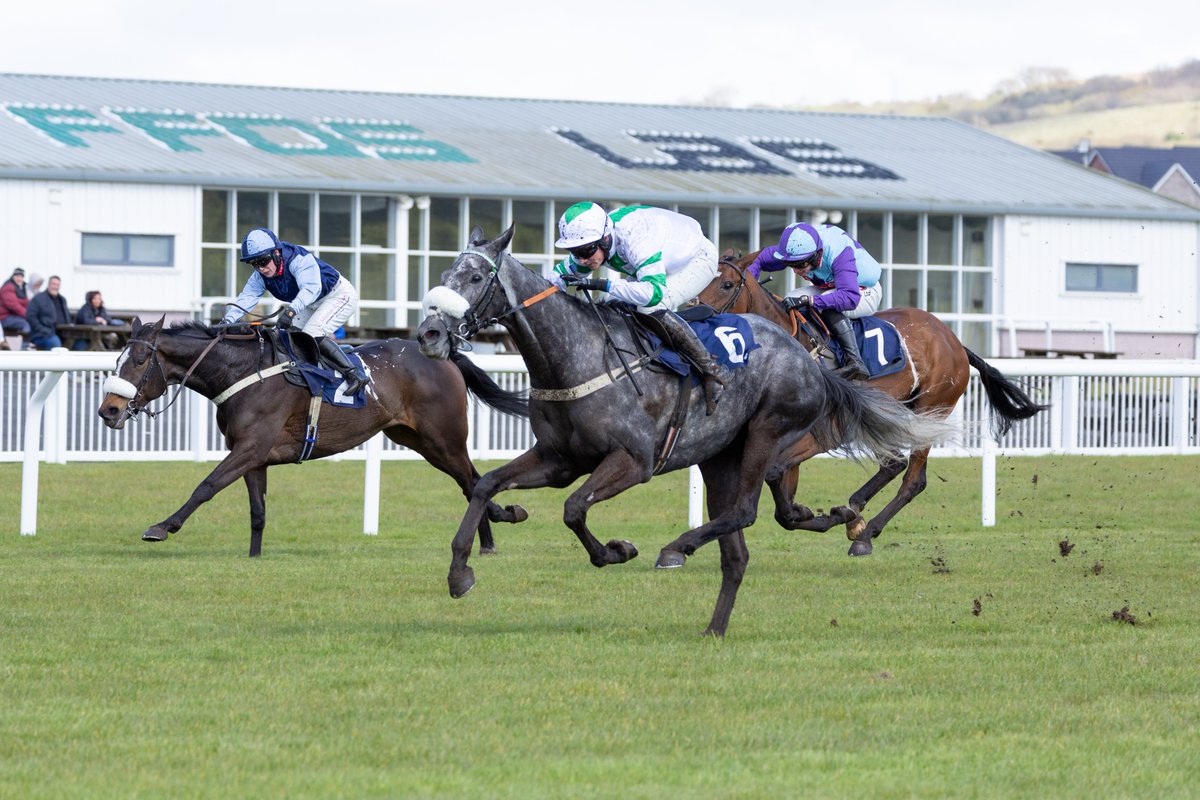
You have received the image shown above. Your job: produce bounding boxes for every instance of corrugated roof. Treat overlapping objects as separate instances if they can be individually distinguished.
[1051,145,1200,190]
[2,73,1197,220]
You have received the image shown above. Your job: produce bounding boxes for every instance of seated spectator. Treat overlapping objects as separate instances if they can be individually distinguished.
[27,275,71,350]
[73,290,124,350]
[1,267,32,347]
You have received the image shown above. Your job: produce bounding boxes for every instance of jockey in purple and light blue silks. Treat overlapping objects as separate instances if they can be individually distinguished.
[747,222,883,379]
[551,201,728,414]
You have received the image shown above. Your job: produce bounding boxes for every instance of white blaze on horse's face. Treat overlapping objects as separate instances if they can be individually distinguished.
[422,286,471,320]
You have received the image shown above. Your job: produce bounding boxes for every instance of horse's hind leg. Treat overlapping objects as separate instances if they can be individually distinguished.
[705,530,749,638]
[244,465,268,557]
[848,449,929,557]
[386,425,526,556]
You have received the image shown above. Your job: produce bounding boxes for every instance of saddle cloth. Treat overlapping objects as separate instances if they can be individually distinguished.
[270,330,368,408]
[827,316,906,379]
[650,312,761,377]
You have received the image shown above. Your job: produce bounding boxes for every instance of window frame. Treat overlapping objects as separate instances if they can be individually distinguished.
[1064,262,1138,294]
[81,232,175,267]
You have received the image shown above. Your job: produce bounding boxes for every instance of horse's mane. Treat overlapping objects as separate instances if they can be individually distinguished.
[169,319,222,338]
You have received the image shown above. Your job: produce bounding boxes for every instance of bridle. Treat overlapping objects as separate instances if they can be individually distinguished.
[712,256,750,315]
[450,248,559,343]
[113,328,231,422]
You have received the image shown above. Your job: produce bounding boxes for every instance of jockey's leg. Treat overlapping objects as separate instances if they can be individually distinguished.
[653,238,726,415]
[821,308,869,380]
[654,309,727,415]
[317,336,369,396]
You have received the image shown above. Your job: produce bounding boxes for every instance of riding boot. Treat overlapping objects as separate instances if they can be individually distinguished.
[655,309,728,415]
[317,336,370,396]
[827,315,870,380]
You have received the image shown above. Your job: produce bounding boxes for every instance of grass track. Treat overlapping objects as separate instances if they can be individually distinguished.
[2,455,1198,798]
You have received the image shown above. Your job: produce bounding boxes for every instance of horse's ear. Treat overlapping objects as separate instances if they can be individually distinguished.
[151,315,166,335]
[468,225,487,247]
[492,223,515,254]
[131,316,142,331]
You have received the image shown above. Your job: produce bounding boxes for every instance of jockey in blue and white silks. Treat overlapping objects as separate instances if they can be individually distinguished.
[552,202,727,414]
[748,222,884,379]
[222,227,370,395]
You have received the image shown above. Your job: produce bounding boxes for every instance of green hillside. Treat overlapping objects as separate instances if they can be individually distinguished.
[796,60,1200,149]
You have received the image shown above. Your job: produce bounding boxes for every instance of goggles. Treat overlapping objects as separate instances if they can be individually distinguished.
[568,241,603,261]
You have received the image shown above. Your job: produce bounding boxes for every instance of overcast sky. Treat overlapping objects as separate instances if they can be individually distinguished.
[4,0,1197,108]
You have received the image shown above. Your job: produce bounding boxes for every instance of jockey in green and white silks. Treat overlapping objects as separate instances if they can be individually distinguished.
[552,201,727,414]
[553,203,719,311]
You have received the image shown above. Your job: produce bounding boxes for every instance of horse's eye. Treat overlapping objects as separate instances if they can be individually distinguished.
[722,281,734,290]
[470,273,483,283]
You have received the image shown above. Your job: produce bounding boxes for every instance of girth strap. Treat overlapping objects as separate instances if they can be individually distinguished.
[298,395,323,462]
[653,373,693,475]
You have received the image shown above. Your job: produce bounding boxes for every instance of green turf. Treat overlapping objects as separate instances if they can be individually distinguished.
[2,455,1198,798]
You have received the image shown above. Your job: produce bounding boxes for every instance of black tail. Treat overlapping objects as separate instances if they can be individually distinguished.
[965,349,1049,438]
[450,351,529,418]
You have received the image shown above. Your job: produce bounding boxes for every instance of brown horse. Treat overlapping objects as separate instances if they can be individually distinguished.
[97,317,529,557]
[697,253,1047,556]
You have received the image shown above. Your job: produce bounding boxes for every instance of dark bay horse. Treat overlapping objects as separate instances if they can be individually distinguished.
[97,317,529,557]
[416,225,958,636]
[697,252,1047,556]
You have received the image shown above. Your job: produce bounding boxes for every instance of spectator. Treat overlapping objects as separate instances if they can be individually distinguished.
[27,272,45,296]
[1,267,32,346]
[73,290,124,350]
[27,275,71,350]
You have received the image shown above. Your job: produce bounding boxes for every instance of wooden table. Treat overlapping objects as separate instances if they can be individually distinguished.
[56,323,132,351]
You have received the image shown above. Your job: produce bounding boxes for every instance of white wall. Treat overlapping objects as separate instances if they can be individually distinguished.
[0,178,199,316]
[1000,214,1200,356]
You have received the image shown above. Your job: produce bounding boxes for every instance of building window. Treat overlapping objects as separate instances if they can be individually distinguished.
[81,233,174,266]
[1065,262,1137,293]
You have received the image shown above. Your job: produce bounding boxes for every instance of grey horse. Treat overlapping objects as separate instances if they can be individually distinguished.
[417,225,957,636]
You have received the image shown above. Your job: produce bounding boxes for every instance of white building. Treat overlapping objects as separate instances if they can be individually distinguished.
[2,73,1198,357]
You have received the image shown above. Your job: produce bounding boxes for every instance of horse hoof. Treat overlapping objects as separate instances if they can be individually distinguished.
[142,527,168,542]
[479,545,497,556]
[606,539,639,562]
[448,567,476,598]
[848,540,873,557]
[656,550,686,569]
[843,511,867,541]
[509,505,529,524]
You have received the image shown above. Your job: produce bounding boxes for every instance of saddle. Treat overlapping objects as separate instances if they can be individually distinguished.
[789,309,907,380]
[262,328,367,407]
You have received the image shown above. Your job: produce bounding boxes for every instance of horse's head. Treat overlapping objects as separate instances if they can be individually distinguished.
[697,250,760,315]
[97,315,168,429]
[418,223,516,360]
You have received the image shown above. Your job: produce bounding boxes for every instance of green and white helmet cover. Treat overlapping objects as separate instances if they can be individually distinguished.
[555,201,613,248]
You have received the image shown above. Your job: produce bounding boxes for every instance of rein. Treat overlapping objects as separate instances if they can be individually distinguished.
[123,331,227,421]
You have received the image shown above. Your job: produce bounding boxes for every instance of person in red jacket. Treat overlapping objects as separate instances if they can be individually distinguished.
[1,267,32,345]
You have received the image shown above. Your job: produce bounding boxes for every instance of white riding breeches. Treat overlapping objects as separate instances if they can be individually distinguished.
[641,238,719,312]
[789,282,883,319]
[298,276,358,338]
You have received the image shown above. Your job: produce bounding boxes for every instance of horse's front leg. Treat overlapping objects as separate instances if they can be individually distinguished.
[448,447,578,599]
[244,465,268,557]
[561,450,650,568]
[141,447,267,545]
